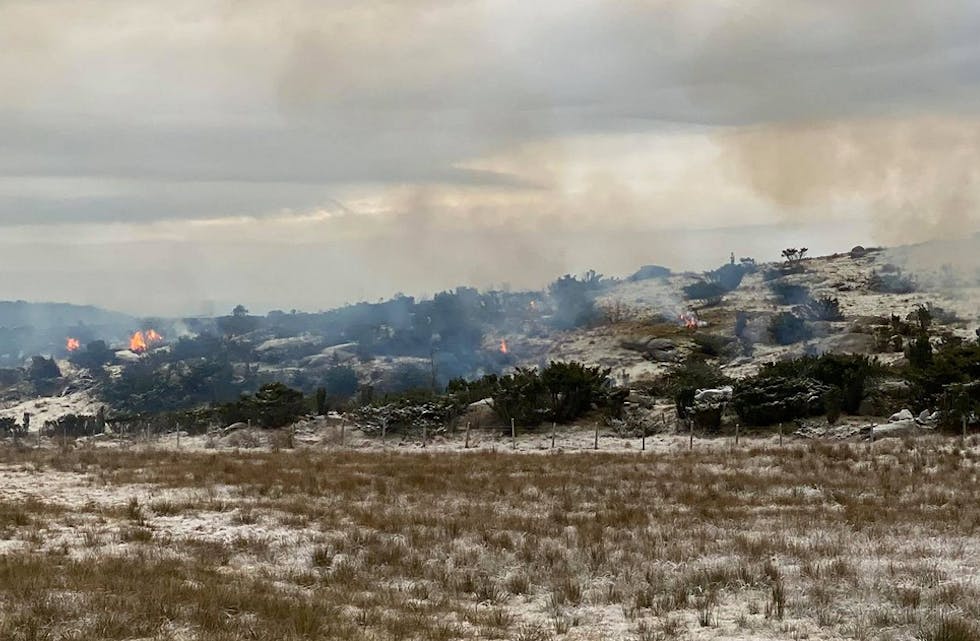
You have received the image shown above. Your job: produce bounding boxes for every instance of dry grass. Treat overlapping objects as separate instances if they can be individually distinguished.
[0,439,978,639]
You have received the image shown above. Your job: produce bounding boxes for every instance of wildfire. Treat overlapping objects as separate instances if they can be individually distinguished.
[499,339,509,354]
[129,329,164,353]
[679,312,700,330]
[66,337,81,352]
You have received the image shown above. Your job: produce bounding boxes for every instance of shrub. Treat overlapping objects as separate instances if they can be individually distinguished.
[222,383,306,428]
[706,262,748,292]
[0,416,24,437]
[628,265,671,281]
[491,362,625,426]
[549,272,603,329]
[664,359,730,419]
[768,312,812,345]
[683,281,727,303]
[43,413,99,438]
[758,354,882,414]
[769,282,810,305]
[803,296,844,321]
[322,365,359,398]
[733,376,830,426]
[870,269,916,294]
[692,333,736,359]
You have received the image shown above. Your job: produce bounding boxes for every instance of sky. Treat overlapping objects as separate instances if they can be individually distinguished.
[2,0,980,316]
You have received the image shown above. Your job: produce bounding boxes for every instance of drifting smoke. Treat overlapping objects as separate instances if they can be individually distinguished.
[719,116,980,245]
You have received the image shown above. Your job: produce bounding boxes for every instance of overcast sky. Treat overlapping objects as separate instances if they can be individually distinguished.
[3,0,980,315]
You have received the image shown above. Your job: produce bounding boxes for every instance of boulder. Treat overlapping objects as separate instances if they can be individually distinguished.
[646,339,676,351]
[649,349,682,363]
[888,409,914,422]
[694,386,733,405]
[816,332,877,355]
[872,419,923,439]
[850,245,868,259]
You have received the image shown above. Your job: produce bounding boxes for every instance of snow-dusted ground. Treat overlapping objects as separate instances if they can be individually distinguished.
[1,437,978,640]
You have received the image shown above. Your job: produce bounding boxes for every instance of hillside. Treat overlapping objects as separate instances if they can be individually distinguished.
[1,240,979,436]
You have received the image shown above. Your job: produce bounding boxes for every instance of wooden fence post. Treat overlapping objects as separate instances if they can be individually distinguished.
[594,423,599,450]
[689,419,693,450]
[551,422,556,450]
[511,418,516,450]
[778,422,783,446]
[735,423,740,446]
[464,421,470,449]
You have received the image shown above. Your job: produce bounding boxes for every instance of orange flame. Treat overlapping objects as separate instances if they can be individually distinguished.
[66,337,80,352]
[499,339,509,354]
[129,329,164,353]
[679,312,700,330]
[130,331,147,353]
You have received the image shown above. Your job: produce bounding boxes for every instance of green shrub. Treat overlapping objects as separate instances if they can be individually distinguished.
[664,360,730,419]
[222,383,306,428]
[322,366,359,398]
[733,376,829,426]
[758,354,882,414]
[456,362,625,427]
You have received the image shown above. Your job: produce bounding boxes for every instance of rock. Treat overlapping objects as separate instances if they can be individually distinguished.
[850,245,868,259]
[872,419,919,438]
[816,332,877,355]
[648,349,682,363]
[889,409,914,422]
[694,386,733,405]
[646,339,676,351]
[917,409,933,424]
[223,421,248,434]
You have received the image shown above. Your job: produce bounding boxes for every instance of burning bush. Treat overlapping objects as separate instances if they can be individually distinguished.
[69,339,115,370]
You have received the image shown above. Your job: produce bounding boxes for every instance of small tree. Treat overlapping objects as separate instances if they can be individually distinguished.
[781,248,808,265]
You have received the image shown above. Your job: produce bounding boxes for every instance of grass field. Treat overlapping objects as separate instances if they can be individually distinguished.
[0,438,978,640]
